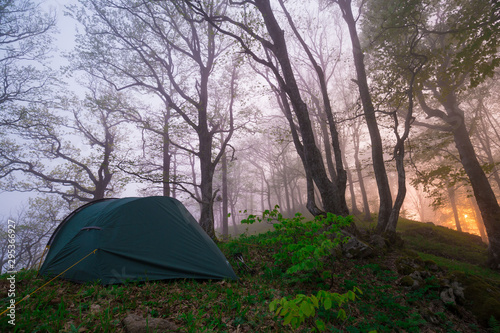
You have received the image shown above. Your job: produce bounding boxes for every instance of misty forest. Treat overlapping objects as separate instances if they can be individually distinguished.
[1,0,500,332]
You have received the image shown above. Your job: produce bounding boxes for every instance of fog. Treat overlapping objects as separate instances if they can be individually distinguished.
[1,0,499,267]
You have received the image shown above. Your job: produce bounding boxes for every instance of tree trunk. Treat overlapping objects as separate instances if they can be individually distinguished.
[282,165,292,215]
[162,114,171,197]
[386,143,407,232]
[290,180,298,213]
[274,87,324,215]
[254,0,347,216]
[317,109,337,182]
[341,138,361,215]
[353,129,372,221]
[452,119,500,268]
[337,0,392,228]
[477,111,500,190]
[260,176,265,212]
[386,65,421,232]
[221,150,228,240]
[172,152,177,199]
[346,161,360,215]
[470,196,488,243]
[296,180,304,208]
[230,201,239,235]
[447,184,462,232]
[198,126,216,239]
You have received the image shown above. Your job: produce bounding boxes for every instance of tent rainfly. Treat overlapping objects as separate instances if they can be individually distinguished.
[39,197,238,284]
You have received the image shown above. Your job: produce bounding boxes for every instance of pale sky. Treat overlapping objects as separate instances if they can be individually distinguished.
[1,0,79,221]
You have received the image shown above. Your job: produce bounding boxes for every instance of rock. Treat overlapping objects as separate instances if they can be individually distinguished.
[409,270,423,281]
[440,287,456,305]
[90,304,101,315]
[384,232,405,249]
[423,259,439,272]
[452,271,500,325]
[399,275,415,287]
[451,281,465,300]
[410,270,431,281]
[438,278,465,306]
[422,309,441,325]
[396,257,425,275]
[340,231,373,259]
[123,314,179,333]
[368,234,387,250]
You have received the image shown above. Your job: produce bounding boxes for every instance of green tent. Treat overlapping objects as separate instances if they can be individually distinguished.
[39,197,237,284]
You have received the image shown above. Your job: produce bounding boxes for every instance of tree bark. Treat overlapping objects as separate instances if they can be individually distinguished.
[353,124,372,221]
[343,151,361,215]
[254,0,347,216]
[447,184,462,232]
[470,196,487,243]
[221,150,228,240]
[162,113,171,197]
[282,164,292,215]
[418,85,500,268]
[198,130,216,239]
[337,0,392,227]
[452,118,500,268]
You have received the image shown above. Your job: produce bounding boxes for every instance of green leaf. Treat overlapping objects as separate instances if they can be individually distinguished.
[310,294,319,308]
[280,306,289,316]
[337,308,347,321]
[269,300,277,312]
[315,319,326,332]
[323,297,332,310]
[300,301,313,317]
[283,312,294,325]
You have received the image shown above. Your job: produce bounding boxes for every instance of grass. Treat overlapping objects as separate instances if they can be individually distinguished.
[355,215,490,267]
[1,214,499,332]
[416,252,500,282]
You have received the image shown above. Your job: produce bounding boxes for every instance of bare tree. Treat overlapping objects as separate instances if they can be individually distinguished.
[187,0,351,218]
[0,0,56,126]
[332,0,393,229]
[0,196,63,273]
[70,0,237,239]
[0,84,128,205]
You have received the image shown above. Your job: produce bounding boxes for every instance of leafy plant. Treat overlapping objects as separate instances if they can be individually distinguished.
[242,206,352,283]
[490,316,500,333]
[269,288,368,332]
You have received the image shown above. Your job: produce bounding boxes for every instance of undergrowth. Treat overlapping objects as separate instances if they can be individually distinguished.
[0,208,498,332]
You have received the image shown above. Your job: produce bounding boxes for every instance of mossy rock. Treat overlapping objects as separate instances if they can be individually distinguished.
[400,275,415,287]
[401,248,420,258]
[423,259,439,272]
[383,231,405,249]
[396,256,425,275]
[450,271,500,326]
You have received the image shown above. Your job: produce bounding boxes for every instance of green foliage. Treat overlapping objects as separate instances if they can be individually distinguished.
[490,316,500,333]
[242,206,352,282]
[3,213,499,332]
[241,208,371,331]
[269,288,363,332]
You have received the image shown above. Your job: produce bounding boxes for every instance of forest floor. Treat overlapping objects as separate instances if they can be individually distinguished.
[1,215,500,332]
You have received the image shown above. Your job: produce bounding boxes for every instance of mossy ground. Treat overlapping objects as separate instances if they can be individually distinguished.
[1,216,499,332]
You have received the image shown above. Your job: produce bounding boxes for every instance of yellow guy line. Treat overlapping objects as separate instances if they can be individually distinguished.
[0,248,98,317]
[36,246,49,273]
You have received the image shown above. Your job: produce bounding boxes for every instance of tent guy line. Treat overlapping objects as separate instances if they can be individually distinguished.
[0,248,98,317]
